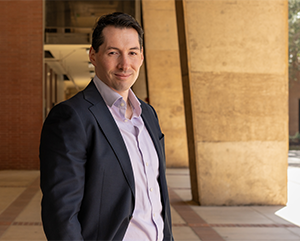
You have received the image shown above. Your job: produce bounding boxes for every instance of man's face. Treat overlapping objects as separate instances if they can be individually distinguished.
[89,26,144,97]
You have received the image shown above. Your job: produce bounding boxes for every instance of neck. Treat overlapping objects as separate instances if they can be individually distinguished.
[110,87,130,104]
[116,89,132,119]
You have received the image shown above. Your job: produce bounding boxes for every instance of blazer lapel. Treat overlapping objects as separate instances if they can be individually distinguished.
[82,81,135,197]
[142,109,164,165]
[140,103,169,206]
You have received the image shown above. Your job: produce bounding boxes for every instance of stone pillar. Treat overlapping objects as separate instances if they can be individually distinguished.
[132,0,148,103]
[176,0,288,205]
[142,0,189,167]
[289,80,300,136]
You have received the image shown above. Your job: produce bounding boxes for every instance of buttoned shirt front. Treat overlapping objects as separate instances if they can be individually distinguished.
[93,76,164,241]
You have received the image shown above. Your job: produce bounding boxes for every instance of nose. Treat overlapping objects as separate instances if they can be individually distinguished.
[117,55,130,72]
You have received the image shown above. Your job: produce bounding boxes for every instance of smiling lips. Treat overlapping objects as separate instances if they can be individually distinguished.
[115,73,132,79]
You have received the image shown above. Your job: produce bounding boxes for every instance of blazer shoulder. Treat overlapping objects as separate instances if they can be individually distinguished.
[47,80,102,116]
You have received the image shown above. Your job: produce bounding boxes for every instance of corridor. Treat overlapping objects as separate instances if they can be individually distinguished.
[0,154,300,240]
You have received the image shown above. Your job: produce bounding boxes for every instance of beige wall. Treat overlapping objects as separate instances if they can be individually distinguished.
[142,0,189,167]
[181,0,288,205]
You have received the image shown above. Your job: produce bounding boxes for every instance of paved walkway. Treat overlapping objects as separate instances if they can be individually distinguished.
[0,152,300,240]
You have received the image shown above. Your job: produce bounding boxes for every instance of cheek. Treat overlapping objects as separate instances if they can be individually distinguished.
[99,60,114,72]
[133,59,143,70]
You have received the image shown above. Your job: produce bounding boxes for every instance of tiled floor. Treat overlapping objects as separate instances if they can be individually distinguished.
[0,158,300,241]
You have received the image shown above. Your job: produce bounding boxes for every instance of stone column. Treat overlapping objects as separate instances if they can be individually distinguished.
[142,0,189,167]
[176,0,288,205]
[288,80,300,136]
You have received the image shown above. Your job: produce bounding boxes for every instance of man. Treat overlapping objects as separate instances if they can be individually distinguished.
[40,12,173,241]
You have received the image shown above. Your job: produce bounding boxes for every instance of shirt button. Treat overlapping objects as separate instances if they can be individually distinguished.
[146,162,149,166]
[120,102,125,107]
[124,119,128,122]
[150,188,153,192]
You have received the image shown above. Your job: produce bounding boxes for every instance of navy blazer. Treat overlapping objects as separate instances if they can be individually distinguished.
[40,81,173,241]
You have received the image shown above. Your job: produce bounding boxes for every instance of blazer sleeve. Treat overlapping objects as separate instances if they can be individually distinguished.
[39,103,87,241]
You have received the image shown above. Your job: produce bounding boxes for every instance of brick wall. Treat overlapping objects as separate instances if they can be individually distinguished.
[0,0,43,169]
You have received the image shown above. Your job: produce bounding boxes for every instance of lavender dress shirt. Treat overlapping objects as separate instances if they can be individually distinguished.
[93,76,164,241]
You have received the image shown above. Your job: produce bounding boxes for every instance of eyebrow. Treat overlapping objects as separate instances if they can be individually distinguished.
[106,46,141,51]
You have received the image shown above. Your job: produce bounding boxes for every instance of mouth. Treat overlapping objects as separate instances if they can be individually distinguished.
[114,73,132,79]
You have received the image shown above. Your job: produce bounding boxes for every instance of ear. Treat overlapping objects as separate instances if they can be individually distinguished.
[89,46,96,66]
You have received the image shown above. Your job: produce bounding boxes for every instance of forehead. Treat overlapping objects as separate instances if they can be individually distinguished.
[101,26,140,47]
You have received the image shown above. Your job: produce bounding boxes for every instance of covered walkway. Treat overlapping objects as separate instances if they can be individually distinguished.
[0,153,300,241]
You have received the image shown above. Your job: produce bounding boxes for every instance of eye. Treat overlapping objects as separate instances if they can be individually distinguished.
[108,51,118,56]
[129,51,138,56]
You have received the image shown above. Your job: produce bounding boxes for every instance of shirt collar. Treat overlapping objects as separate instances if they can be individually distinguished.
[93,75,142,116]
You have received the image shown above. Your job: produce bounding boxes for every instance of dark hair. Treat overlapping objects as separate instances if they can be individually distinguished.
[92,12,144,52]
